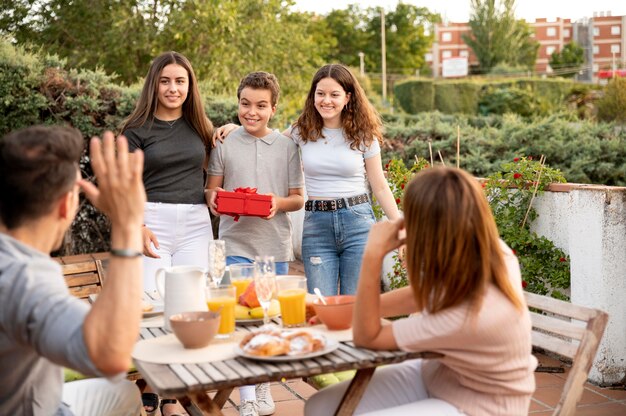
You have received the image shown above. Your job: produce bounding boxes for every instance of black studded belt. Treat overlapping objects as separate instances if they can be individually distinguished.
[305,194,370,211]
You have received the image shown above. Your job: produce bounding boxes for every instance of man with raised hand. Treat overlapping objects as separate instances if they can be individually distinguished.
[0,126,146,415]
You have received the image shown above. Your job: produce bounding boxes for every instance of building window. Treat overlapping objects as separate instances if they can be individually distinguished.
[442,32,452,42]
[593,45,599,55]
[611,26,621,35]
[425,53,433,62]
[546,46,556,56]
[593,27,600,37]
[442,50,452,59]
[593,63,599,72]
[563,29,570,37]
[460,50,469,57]
[547,27,557,37]
[611,44,621,54]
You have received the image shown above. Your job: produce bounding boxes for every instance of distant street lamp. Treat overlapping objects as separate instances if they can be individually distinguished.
[358,52,365,76]
[380,8,387,105]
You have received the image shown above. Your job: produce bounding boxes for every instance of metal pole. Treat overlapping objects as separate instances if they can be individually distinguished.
[381,8,387,105]
[358,52,365,76]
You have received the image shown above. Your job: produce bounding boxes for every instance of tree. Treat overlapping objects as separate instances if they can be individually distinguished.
[463,0,539,73]
[363,4,439,75]
[324,5,367,67]
[549,42,584,77]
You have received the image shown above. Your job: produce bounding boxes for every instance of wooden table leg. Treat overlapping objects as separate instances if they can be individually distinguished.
[213,387,234,408]
[334,367,376,416]
[180,392,224,416]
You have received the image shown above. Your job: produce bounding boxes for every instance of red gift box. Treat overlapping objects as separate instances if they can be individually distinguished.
[216,188,271,220]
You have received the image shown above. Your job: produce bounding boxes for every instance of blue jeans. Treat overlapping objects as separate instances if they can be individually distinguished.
[226,256,289,276]
[302,202,376,296]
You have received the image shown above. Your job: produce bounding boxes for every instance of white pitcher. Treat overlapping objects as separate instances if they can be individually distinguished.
[155,266,207,331]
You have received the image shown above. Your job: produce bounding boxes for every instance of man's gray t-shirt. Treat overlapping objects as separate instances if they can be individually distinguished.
[207,127,304,261]
[0,234,101,415]
[124,118,206,204]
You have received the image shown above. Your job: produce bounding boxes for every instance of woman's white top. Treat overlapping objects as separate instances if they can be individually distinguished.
[290,127,380,198]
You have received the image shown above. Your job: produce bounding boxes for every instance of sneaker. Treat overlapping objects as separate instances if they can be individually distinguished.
[239,400,259,416]
[255,383,275,416]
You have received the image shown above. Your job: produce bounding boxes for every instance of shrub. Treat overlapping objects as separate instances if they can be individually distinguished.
[478,85,544,117]
[394,79,434,113]
[597,78,626,123]
[434,81,482,114]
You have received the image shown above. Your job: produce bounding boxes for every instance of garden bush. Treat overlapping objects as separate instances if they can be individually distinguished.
[393,79,434,113]
[478,85,545,117]
[434,81,482,114]
[597,77,626,123]
[382,112,626,186]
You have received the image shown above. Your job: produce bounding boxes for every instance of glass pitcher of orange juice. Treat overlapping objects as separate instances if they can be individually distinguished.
[276,276,307,327]
[205,285,236,337]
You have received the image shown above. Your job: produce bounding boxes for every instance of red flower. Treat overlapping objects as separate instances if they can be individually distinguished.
[528,156,533,160]
[514,157,520,162]
[394,270,399,276]
[522,280,528,289]
[395,198,401,204]
[513,173,522,179]
[385,163,389,169]
[400,183,405,189]
[481,182,486,188]
[511,249,516,255]
[559,257,566,262]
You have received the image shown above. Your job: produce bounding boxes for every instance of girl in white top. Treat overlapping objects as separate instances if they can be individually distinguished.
[216,64,399,296]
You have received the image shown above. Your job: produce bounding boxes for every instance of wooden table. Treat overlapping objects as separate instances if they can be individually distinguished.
[133,321,440,416]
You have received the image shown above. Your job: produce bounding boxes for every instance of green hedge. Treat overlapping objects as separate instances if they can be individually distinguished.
[395,77,582,117]
[382,112,626,186]
[435,81,482,114]
[393,79,434,113]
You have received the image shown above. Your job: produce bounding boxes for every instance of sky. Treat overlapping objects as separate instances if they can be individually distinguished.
[292,0,626,22]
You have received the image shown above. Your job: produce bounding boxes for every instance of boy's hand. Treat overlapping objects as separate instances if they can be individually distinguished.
[211,123,239,147]
[264,193,278,220]
[206,187,224,216]
[142,226,160,258]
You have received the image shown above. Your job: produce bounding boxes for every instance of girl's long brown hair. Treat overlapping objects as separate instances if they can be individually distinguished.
[120,51,213,149]
[403,167,523,314]
[294,64,383,150]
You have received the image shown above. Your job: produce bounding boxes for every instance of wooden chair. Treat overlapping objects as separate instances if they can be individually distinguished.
[62,260,106,301]
[526,292,609,416]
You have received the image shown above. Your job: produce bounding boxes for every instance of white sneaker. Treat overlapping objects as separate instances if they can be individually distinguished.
[255,383,275,416]
[239,399,259,416]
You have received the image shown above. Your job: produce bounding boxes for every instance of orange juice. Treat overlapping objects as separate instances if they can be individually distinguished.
[232,278,252,298]
[278,288,306,327]
[207,297,236,335]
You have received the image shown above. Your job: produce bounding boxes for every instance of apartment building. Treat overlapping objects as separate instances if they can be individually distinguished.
[428,12,626,81]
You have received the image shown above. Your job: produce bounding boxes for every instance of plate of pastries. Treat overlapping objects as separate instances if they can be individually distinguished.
[236,327,338,361]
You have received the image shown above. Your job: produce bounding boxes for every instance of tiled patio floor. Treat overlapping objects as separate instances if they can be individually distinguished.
[211,352,626,416]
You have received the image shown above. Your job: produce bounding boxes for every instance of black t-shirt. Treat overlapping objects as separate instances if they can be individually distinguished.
[124,118,206,204]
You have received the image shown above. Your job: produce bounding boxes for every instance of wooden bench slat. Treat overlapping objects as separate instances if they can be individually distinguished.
[525,292,597,322]
[531,331,578,360]
[529,311,586,340]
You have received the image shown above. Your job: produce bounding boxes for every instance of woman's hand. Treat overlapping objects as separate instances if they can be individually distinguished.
[211,123,239,146]
[142,226,160,258]
[364,218,406,258]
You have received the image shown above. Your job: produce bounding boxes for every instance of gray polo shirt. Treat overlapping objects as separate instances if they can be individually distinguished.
[207,127,304,261]
[0,233,101,415]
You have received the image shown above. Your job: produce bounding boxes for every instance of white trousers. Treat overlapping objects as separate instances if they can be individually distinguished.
[62,378,144,416]
[143,202,212,291]
[304,359,463,416]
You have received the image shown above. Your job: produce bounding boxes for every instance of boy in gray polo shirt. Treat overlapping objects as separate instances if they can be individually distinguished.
[205,72,304,416]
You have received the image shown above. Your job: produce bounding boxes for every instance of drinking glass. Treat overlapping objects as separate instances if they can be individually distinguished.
[205,285,237,338]
[276,275,307,327]
[254,256,277,326]
[207,240,226,287]
[229,263,256,298]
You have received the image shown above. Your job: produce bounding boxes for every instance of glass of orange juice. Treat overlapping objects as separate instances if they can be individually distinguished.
[205,285,236,338]
[229,264,255,298]
[276,276,307,327]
